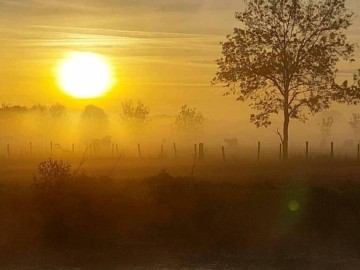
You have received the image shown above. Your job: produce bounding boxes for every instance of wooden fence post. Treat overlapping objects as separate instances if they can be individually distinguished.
[222,146,226,162]
[257,141,261,161]
[331,142,334,158]
[173,142,177,159]
[194,144,197,160]
[138,144,142,159]
[306,141,309,160]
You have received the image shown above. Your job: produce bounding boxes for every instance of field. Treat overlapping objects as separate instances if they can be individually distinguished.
[1,157,360,269]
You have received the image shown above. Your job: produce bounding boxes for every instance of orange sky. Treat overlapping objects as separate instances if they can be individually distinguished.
[1,0,360,121]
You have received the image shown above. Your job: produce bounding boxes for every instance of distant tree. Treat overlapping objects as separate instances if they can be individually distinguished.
[120,100,150,127]
[319,117,334,147]
[49,103,66,119]
[120,100,150,137]
[80,105,109,142]
[213,0,356,159]
[0,103,27,114]
[349,113,360,138]
[30,104,48,113]
[175,105,204,132]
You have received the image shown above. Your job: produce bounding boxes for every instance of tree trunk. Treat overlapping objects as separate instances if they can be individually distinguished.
[283,111,290,160]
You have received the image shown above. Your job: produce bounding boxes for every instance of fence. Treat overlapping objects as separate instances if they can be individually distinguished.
[2,140,360,162]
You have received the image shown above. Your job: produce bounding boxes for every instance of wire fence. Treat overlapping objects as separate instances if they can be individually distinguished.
[1,140,360,162]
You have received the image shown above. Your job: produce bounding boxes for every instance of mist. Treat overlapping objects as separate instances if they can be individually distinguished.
[1,101,360,163]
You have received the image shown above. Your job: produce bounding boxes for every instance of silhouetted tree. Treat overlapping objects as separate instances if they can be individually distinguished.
[0,103,27,114]
[175,105,204,132]
[349,113,360,138]
[319,116,334,147]
[80,105,109,143]
[120,100,150,125]
[213,0,356,159]
[31,104,48,113]
[49,103,66,119]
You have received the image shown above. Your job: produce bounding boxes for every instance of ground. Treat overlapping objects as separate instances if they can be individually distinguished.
[1,157,360,269]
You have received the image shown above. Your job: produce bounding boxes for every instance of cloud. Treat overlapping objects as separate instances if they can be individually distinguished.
[0,0,205,15]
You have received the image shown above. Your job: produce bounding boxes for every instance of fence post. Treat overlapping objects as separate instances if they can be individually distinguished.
[160,144,164,159]
[306,141,309,160]
[199,143,204,161]
[257,141,261,161]
[72,143,75,153]
[50,142,53,157]
[331,142,334,159]
[173,142,177,159]
[222,146,226,162]
[138,144,142,159]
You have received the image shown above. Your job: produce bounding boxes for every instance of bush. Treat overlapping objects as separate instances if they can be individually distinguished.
[33,159,71,189]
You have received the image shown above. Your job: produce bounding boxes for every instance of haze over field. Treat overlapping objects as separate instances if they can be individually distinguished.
[4,1,360,269]
[2,0,360,154]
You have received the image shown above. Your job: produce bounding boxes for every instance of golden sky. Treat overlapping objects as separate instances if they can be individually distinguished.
[1,0,360,119]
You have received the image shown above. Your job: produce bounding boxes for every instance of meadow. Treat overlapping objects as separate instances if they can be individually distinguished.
[2,156,360,269]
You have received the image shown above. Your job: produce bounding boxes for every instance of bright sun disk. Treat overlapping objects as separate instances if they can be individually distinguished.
[57,52,113,98]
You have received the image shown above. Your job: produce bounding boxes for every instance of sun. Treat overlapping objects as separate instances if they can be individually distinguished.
[57,52,113,99]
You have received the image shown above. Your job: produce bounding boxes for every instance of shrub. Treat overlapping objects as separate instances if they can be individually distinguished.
[33,159,71,189]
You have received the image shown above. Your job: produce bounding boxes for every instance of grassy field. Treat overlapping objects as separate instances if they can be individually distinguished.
[1,158,360,269]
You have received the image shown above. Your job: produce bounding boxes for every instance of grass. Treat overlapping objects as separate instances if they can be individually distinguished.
[1,159,360,268]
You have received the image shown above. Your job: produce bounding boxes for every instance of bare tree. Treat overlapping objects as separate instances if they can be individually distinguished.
[120,100,150,129]
[319,116,334,147]
[175,105,204,132]
[213,0,356,159]
[349,113,360,138]
[49,103,66,119]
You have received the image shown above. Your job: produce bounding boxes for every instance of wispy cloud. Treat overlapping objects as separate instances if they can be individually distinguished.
[4,25,221,57]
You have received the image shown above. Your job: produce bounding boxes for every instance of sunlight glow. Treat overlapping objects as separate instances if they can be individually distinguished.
[57,52,113,99]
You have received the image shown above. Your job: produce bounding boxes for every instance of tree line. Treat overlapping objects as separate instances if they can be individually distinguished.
[0,101,205,135]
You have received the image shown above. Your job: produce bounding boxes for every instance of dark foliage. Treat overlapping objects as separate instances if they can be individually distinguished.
[2,169,360,268]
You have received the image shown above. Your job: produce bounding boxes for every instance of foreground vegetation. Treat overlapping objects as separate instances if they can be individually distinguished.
[1,159,360,269]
